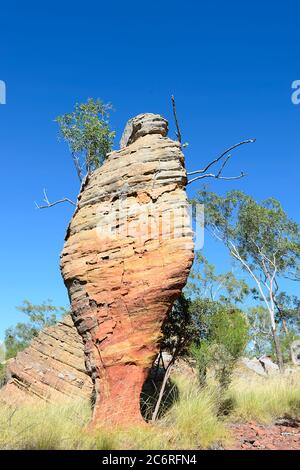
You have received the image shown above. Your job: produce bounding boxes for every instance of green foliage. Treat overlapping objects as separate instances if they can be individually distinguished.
[55,98,115,180]
[160,294,196,359]
[210,308,249,359]
[247,304,300,362]
[273,330,300,363]
[275,292,300,332]
[188,297,220,340]
[195,190,300,370]
[247,305,272,357]
[0,365,5,388]
[186,252,249,304]
[0,343,5,363]
[0,342,6,387]
[160,294,229,363]
[161,256,250,383]
[191,306,249,389]
[196,190,300,281]
[4,301,66,359]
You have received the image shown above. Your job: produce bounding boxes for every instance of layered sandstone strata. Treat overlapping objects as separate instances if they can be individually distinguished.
[60,113,194,427]
[0,315,92,405]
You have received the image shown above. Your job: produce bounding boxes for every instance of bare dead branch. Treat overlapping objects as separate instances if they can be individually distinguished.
[35,189,76,209]
[171,95,182,144]
[187,139,255,184]
[216,153,232,177]
[187,139,255,176]
[187,171,246,185]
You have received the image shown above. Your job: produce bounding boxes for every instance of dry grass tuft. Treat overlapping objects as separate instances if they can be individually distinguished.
[227,371,300,423]
[1,369,299,449]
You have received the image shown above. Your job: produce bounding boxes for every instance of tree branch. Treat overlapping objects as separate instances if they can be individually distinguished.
[187,139,255,176]
[228,241,277,330]
[186,138,255,185]
[72,152,83,182]
[216,153,232,177]
[171,95,182,144]
[187,171,246,185]
[35,189,76,209]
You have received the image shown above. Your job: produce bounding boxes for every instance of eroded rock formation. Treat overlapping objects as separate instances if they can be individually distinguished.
[60,113,194,427]
[0,315,92,405]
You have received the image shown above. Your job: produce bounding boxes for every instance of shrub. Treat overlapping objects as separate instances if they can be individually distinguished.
[192,306,249,389]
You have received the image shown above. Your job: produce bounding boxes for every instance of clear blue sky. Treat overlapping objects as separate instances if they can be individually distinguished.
[0,1,299,339]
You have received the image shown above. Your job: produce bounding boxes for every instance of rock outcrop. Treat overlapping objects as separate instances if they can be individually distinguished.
[60,113,194,427]
[240,356,280,377]
[291,340,300,365]
[0,315,92,405]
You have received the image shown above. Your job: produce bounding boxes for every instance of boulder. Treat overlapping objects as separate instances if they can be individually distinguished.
[259,355,279,374]
[240,356,279,377]
[240,357,268,377]
[291,340,300,365]
[60,113,194,427]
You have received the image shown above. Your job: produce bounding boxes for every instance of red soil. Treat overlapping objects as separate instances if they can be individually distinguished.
[227,418,300,450]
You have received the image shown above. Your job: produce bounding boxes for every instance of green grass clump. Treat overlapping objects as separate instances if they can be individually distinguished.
[159,375,230,449]
[227,372,300,423]
[1,369,298,450]
[0,400,92,450]
[0,376,229,450]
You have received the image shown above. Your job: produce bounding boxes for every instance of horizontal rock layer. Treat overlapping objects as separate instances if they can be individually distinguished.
[0,315,92,406]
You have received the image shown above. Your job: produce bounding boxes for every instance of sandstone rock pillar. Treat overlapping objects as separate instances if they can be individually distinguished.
[60,113,194,427]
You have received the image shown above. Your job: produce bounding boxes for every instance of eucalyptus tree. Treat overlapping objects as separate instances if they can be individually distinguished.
[274,292,300,335]
[4,301,66,359]
[196,190,300,371]
[55,98,115,181]
[186,252,249,304]
[36,98,115,209]
[247,305,273,357]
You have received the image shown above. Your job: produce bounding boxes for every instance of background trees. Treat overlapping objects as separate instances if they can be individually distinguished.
[4,300,66,360]
[0,343,5,387]
[0,300,66,388]
[196,189,300,371]
[186,253,249,304]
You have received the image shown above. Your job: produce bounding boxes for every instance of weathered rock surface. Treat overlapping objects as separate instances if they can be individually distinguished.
[259,355,279,374]
[240,356,280,377]
[291,340,300,365]
[119,113,168,148]
[0,315,92,405]
[240,357,268,377]
[60,113,194,427]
